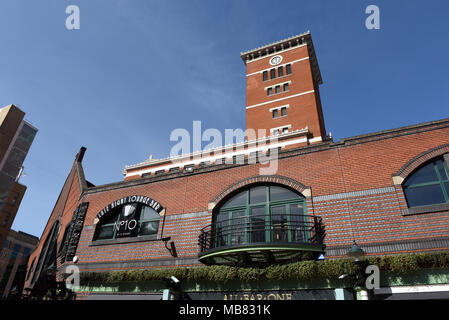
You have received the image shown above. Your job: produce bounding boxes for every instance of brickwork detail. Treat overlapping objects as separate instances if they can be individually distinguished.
[394,143,449,179]
[210,175,309,208]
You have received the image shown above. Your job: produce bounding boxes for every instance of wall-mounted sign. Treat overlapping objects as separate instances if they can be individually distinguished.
[114,203,139,238]
[269,55,283,66]
[60,202,89,263]
[96,195,163,222]
[185,289,340,300]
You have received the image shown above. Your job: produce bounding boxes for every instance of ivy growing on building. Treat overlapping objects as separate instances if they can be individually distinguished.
[78,251,449,285]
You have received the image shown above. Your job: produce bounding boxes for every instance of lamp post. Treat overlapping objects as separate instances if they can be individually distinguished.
[347,241,368,300]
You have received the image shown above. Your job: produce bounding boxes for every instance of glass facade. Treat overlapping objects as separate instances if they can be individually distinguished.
[0,122,37,213]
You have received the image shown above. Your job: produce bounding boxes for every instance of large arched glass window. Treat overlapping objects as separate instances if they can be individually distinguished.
[30,221,59,284]
[213,185,307,247]
[403,157,449,208]
[94,203,161,241]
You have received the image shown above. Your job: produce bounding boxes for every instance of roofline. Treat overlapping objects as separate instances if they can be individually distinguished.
[239,31,322,85]
[81,117,449,196]
[240,31,311,60]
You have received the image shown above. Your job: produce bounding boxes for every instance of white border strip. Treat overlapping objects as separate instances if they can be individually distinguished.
[374,284,449,295]
[270,124,292,134]
[244,43,308,64]
[246,90,315,110]
[125,135,309,178]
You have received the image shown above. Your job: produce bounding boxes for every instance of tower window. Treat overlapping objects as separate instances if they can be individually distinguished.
[270,69,276,79]
[263,71,268,81]
[281,107,287,116]
[271,125,291,135]
[275,85,281,94]
[286,64,292,75]
[278,66,284,77]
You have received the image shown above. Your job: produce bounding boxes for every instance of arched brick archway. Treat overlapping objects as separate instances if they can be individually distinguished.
[208,175,310,211]
[392,143,449,184]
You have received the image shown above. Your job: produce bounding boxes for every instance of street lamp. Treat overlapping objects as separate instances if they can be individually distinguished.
[347,240,365,261]
[347,241,367,295]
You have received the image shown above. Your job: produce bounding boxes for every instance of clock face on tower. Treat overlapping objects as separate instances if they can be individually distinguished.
[269,55,283,66]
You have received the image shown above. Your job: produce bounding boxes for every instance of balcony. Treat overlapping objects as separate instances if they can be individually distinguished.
[198,213,325,266]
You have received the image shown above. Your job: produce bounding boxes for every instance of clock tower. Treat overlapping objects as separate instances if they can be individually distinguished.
[241,31,327,147]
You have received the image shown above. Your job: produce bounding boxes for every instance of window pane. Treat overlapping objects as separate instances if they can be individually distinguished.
[230,210,246,244]
[286,64,292,74]
[272,109,278,118]
[96,226,114,240]
[281,107,287,116]
[139,221,159,236]
[221,190,247,209]
[100,211,119,225]
[270,69,276,79]
[404,162,439,186]
[404,184,446,207]
[267,88,272,96]
[283,83,289,91]
[271,206,287,241]
[263,71,268,81]
[290,204,306,242]
[250,207,265,242]
[445,182,449,198]
[436,159,448,180]
[275,85,281,93]
[140,206,159,220]
[23,247,31,258]
[214,211,229,247]
[290,203,305,216]
[250,186,266,204]
[278,66,284,77]
[270,186,302,201]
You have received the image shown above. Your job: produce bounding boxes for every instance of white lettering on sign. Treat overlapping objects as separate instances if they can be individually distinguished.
[114,219,138,232]
[96,195,163,221]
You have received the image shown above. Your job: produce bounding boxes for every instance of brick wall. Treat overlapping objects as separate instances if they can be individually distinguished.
[25,119,449,287]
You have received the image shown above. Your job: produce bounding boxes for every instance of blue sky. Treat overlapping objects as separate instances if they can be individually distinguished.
[1,0,448,238]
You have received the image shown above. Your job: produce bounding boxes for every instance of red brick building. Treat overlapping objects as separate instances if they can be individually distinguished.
[24,32,449,300]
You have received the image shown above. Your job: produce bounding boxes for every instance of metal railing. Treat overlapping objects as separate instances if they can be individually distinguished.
[199,214,325,253]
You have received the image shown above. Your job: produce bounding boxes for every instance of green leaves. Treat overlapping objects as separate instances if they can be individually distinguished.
[78,251,449,284]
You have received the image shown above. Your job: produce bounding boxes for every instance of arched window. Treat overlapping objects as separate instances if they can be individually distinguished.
[403,157,449,208]
[30,221,59,284]
[94,203,161,241]
[213,185,307,247]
